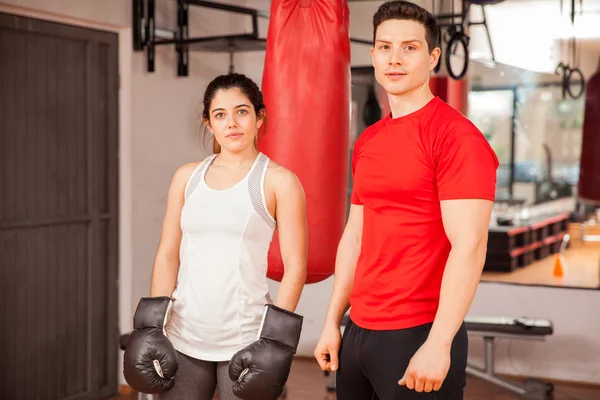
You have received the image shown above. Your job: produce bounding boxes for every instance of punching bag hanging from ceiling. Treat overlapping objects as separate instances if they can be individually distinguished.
[578,58,600,205]
[259,0,351,284]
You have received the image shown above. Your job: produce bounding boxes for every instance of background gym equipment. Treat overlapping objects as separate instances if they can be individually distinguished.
[555,0,586,100]
[258,0,351,284]
[573,56,600,247]
[485,212,570,272]
[577,58,600,216]
[131,0,505,82]
[465,316,555,400]
[433,0,503,79]
[132,0,372,77]
[133,0,269,76]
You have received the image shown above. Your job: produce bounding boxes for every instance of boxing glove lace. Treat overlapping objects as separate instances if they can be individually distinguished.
[123,296,179,394]
[229,304,303,400]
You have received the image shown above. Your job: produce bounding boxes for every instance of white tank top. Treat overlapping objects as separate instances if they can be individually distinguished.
[166,152,276,361]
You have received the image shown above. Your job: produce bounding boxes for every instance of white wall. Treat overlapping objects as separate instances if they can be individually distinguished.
[2,0,599,387]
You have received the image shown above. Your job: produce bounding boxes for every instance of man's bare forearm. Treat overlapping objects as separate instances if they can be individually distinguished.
[428,239,487,346]
[324,232,361,328]
[149,255,180,297]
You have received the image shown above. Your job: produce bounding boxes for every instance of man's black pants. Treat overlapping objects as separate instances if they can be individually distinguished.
[336,319,468,400]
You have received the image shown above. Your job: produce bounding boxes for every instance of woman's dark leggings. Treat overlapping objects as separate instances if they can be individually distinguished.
[159,351,238,400]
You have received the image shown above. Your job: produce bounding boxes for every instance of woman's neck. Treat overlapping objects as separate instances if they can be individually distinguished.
[214,147,259,169]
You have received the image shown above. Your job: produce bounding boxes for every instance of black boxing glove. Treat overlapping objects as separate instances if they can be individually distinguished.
[123,296,179,394]
[228,304,303,400]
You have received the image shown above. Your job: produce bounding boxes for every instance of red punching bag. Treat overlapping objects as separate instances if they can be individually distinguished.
[429,75,468,115]
[578,59,600,204]
[259,0,351,284]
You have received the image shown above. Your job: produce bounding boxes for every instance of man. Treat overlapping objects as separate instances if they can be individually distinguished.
[314,1,499,399]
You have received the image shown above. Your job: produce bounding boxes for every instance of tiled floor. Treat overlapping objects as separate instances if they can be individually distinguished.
[114,357,600,400]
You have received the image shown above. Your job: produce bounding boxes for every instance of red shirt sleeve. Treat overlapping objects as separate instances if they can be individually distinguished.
[350,139,364,205]
[436,133,499,201]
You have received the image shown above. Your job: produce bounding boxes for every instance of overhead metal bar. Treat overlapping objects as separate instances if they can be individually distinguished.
[132,0,392,76]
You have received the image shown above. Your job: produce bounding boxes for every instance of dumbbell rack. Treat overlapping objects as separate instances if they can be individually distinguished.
[485,212,571,272]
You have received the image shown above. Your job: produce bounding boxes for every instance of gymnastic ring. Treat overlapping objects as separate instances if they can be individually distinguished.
[555,62,569,99]
[554,62,566,75]
[566,67,585,100]
[443,25,456,44]
[445,32,470,80]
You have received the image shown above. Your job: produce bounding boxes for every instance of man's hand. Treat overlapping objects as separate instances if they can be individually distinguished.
[314,325,342,372]
[398,340,451,392]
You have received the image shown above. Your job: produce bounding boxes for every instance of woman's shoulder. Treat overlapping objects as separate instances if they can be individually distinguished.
[265,158,292,180]
[173,155,212,185]
[264,157,304,193]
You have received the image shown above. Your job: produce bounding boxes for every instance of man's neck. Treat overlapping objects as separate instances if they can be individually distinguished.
[387,85,435,119]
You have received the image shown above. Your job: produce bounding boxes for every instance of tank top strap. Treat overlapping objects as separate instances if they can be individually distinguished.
[248,153,276,230]
[185,155,216,200]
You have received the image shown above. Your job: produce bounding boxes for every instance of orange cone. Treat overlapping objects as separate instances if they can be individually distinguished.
[553,254,565,278]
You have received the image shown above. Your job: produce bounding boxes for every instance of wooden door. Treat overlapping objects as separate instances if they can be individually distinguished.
[0,12,119,400]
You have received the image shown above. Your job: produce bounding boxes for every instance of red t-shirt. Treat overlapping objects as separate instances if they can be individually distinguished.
[349,96,499,330]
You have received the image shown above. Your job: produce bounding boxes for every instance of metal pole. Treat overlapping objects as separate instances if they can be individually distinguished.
[466,366,527,396]
[484,336,495,374]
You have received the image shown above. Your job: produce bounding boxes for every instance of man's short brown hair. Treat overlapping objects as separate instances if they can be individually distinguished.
[373,1,440,53]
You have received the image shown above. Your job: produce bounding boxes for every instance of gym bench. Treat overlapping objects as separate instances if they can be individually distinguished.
[325,315,555,400]
[465,316,554,400]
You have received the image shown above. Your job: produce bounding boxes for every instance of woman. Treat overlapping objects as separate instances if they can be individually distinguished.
[151,73,308,399]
